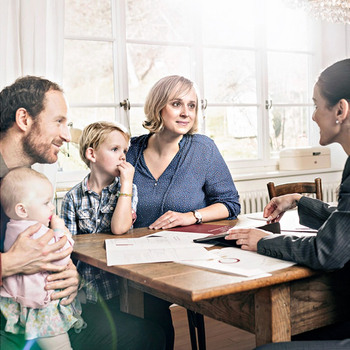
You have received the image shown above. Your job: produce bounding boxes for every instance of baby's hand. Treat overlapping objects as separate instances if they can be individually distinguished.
[50,214,72,238]
[50,214,65,230]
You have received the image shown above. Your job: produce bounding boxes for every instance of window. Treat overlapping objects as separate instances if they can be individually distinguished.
[59,0,321,180]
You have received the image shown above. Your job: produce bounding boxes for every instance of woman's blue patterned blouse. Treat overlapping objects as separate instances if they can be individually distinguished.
[126,133,241,228]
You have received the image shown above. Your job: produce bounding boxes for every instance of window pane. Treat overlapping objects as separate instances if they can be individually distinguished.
[65,0,112,37]
[266,0,314,51]
[203,49,257,103]
[126,0,193,42]
[62,0,319,173]
[206,107,258,160]
[130,107,146,136]
[63,40,114,103]
[268,53,310,104]
[58,107,117,172]
[127,44,191,103]
[202,0,255,47]
[269,106,310,155]
[68,107,116,129]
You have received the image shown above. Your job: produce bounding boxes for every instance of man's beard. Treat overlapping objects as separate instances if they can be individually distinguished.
[22,121,57,164]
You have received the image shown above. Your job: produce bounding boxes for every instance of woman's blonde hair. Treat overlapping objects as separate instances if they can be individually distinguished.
[142,75,199,134]
[79,121,130,168]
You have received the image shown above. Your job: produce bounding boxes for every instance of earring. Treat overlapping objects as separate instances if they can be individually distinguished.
[336,120,340,124]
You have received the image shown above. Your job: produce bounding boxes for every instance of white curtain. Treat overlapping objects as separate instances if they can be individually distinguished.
[0,0,65,187]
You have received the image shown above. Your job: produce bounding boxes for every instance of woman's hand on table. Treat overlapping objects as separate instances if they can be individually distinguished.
[226,193,304,251]
[225,228,271,251]
[46,259,80,305]
[263,194,302,223]
[149,210,196,230]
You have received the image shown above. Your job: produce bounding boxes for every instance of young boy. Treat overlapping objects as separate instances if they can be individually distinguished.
[60,121,137,304]
[0,167,82,350]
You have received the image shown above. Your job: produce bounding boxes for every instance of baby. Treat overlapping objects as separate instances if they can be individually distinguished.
[0,167,83,350]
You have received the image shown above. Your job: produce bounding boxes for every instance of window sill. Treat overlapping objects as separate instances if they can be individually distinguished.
[55,166,343,191]
[232,167,343,182]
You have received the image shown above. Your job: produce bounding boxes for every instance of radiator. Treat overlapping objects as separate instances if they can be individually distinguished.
[239,181,340,215]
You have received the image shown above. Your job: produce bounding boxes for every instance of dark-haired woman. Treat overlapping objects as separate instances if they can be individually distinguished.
[227,58,350,350]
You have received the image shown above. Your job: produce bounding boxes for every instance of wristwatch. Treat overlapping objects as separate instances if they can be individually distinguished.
[192,210,203,224]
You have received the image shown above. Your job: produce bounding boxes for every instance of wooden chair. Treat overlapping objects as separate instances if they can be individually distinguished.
[65,122,82,157]
[267,177,323,201]
[68,122,82,144]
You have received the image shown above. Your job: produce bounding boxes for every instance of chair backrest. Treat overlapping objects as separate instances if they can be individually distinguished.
[70,128,82,144]
[68,122,82,144]
[267,177,323,201]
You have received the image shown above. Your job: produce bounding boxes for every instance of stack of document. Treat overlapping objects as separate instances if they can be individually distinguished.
[247,210,317,236]
[105,231,213,266]
[105,230,296,278]
[177,247,295,278]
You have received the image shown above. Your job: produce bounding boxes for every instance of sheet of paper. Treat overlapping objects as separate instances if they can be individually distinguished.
[279,210,317,235]
[144,231,214,247]
[107,231,208,249]
[105,232,215,266]
[106,246,214,266]
[177,247,295,277]
[142,231,212,243]
[239,210,317,235]
[234,215,267,228]
[246,212,268,221]
[169,224,235,234]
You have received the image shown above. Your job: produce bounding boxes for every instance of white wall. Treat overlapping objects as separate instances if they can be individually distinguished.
[321,22,349,67]
[319,22,350,170]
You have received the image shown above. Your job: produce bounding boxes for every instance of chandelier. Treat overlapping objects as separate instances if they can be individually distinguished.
[284,0,350,25]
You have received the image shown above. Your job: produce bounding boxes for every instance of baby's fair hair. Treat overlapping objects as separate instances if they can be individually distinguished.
[79,121,130,168]
[0,167,49,217]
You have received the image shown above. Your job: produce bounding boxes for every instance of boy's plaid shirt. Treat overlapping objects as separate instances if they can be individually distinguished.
[61,175,138,302]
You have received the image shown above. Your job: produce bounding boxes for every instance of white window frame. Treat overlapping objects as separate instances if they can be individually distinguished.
[57,0,343,188]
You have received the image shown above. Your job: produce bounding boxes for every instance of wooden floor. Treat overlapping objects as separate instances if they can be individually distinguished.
[171,305,256,350]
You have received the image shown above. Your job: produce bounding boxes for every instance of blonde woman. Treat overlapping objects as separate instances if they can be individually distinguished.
[127,75,241,349]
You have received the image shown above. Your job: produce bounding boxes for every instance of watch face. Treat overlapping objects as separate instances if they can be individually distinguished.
[194,211,200,219]
[194,210,202,223]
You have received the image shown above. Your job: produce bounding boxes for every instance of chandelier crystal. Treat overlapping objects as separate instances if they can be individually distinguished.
[284,0,350,25]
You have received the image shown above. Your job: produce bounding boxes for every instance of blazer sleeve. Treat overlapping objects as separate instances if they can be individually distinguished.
[298,196,337,230]
[257,209,350,270]
[257,170,350,270]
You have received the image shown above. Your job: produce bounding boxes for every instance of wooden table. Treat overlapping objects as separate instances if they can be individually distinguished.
[72,220,350,347]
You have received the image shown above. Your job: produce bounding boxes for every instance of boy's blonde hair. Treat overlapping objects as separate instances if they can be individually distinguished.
[79,121,130,168]
[0,167,49,216]
[142,75,199,134]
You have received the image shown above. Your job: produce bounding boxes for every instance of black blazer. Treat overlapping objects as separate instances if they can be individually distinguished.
[257,156,350,270]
